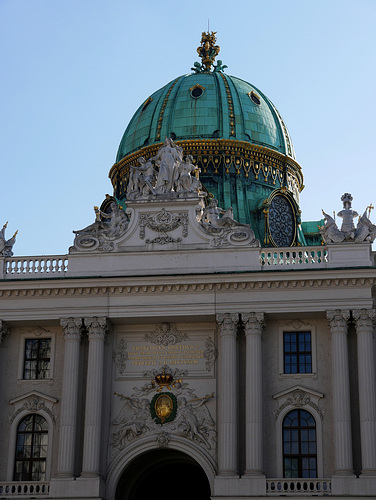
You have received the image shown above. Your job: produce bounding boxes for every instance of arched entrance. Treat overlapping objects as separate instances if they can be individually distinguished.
[115,449,211,500]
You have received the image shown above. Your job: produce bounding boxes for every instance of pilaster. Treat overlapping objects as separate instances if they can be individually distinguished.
[81,317,111,478]
[353,309,376,475]
[56,318,83,477]
[0,320,10,345]
[327,309,354,475]
[242,312,265,476]
[216,313,238,476]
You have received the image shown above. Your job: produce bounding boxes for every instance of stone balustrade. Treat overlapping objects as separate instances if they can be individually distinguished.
[0,482,50,497]
[4,256,68,277]
[260,247,328,268]
[1,243,374,279]
[266,478,331,495]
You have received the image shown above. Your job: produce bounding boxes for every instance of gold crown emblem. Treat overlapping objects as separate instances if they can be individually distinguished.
[155,371,173,387]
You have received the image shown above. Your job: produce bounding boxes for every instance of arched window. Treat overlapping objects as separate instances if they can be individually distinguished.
[14,414,48,481]
[283,409,317,478]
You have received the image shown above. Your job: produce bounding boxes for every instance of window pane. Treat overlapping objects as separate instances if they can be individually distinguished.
[23,339,51,380]
[14,415,48,482]
[283,409,317,479]
[284,331,312,374]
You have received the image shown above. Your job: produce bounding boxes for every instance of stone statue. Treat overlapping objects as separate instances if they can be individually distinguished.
[74,202,128,239]
[355,207,376,242]
[154,138,183,194]
[127,157,156,199]
[112,397,152,448]
[125,138,204,200]
[200,199,260,247]
[176,396,215,450]
[337,193,358,240]
[202,199,237,229]
[319,210,345,244]
[320,194,376,244]
[0,222,17,257]
[71,200,129,252]
[174,154,202,195]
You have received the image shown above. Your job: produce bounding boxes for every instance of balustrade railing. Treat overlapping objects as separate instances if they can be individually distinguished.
[0,482,50,496]
[260,247,328,268]
[5,256,68,277]
[1,245,334,279]
[266,478,331,495]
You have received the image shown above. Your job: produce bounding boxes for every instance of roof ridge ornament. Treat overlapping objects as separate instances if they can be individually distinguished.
[192,31,226,73]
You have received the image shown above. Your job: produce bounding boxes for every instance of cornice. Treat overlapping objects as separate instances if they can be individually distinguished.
[0,275,374,298]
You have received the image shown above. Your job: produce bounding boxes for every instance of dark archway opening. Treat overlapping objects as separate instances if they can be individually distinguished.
[115,449,211,500]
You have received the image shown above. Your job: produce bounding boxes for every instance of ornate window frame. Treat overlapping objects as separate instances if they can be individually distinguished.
[273,385,324,478]
[17,328,55,382]
[7,391,57,481]
[279,321,317,378]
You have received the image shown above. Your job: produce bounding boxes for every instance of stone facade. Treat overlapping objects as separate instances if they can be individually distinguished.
[0,213,376,498]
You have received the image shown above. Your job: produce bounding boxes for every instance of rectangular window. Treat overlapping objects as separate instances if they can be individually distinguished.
[284,332,312,374]
[23,339,51,380]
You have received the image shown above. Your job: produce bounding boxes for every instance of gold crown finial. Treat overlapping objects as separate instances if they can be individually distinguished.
[197,31,220,72]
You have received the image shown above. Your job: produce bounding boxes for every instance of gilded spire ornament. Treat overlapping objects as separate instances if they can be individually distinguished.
[196,31,220,72]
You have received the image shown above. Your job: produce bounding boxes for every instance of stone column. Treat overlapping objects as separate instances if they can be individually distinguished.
[57,318,82,477]
[81,317,111,478]
[353,309,376,475]
[216,313,238,476]
[242,312,264,476]
[327,310,353,475]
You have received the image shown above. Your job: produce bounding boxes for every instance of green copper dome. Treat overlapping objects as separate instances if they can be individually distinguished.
[110,32,308,247]
[116,72,295,163]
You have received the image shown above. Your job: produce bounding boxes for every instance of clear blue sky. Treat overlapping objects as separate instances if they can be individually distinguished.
[1,0,375,256]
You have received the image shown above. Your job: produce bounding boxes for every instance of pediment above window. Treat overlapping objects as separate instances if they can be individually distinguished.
[273,385,325,421]
[9,390,58,424]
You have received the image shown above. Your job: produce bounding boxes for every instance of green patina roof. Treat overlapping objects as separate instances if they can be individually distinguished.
[116,72,295,163]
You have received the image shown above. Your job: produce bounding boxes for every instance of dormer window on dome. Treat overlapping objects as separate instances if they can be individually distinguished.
[190,84,205,99]
[248,91,261,106]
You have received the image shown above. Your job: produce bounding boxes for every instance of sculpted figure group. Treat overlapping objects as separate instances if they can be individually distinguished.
[0,222,17,257]
[127,138,202,199]
[112,365,216,454]
[320,193,376,244]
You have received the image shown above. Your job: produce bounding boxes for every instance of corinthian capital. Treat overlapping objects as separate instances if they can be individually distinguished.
[84,317,112,340]
[326,310,350,332]
[216,313,238,337]
[353,309,376,333]
[60,317,83,340]
[242,312,265,336]
[0,320,10,345]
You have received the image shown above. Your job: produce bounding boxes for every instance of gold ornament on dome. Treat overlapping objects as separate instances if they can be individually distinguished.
[197,31,220,71]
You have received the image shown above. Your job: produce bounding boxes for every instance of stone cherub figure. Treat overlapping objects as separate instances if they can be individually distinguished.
[0,222,18,257]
